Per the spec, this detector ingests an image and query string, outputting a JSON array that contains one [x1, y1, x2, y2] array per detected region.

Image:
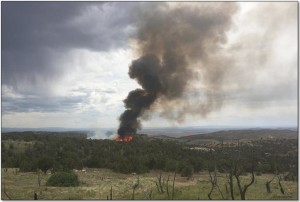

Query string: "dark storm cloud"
[[2, 2, 84, 51], [2, 2, 135, 52], [2, 2, 136, 90], [2, 95, 86, 114], [2, 2, 137, 113]]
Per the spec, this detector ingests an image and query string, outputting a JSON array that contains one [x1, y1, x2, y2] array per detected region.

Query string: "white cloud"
[[2, 47, 140, 128]]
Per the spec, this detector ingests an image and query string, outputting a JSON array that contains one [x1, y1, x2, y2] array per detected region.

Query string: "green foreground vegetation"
[[1, 168, 297, 200], [1, 131, 298, 200]]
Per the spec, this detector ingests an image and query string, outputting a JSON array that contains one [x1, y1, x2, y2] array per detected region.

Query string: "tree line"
[[1, 132, 297, 179]]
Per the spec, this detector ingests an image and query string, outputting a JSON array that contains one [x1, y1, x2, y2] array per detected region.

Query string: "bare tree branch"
[[207, 148, 225, 200], [166, 175, 170, 199], [234, 146, 255, 200], [207, 170, 214, 200], [228, 170, 235, 200], [3, 183, 12, 200], [171, 172, 176, 200], [110, 186, 113, 200], [131, 176, 140, 200], [265, 173, 277, 193], [277, 175, 285, 195]]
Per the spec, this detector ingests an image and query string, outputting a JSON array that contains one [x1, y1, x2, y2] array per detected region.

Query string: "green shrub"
[[38, 156, 53, 174], [46, 172, 79, 187], [19, 159, 38, 172], [180, 165, 194, 178]]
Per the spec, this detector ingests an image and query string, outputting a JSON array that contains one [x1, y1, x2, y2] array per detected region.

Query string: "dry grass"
[[1, 168, 297, 200]]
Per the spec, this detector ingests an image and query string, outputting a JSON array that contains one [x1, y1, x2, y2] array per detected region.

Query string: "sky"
[[1, 2, 298, 130]]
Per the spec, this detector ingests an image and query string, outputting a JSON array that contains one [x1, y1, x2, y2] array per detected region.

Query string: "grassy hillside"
[[1, 168, 297, 200]]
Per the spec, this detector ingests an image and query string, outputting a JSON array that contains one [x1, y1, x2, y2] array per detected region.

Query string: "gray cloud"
[[2, 94, 86, 114], [2, 2, 137, 92], [2, 2, 138, 114], [1, 2, 297, 128], [2, 2, 136, 52]]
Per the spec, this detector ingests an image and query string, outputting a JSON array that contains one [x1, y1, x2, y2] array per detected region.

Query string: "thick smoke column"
[[118, 2, 238, 137]]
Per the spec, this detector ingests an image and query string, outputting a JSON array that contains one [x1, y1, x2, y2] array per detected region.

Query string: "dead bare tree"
[[228, 169, 235, 200], [224, 183, 228, 194], [224, 140, 257, 200], [145, 189, 153, 200], [207, 148, 225, 200], [171, 171, 176, 200], [265, 161, 285, 195], [265, 174, 277, 193], [166, 175, 170, 199], [222, 154, 235, 200], [233, 145, 255, 200], [37, 171, 41, 188], [132, 176, 140, 200], [109, 186, 113, 200], [207, 170, 215, 200], [3, 183, 12, 200], [234, 169, 255, 200], [277, 175, 285, 195], [155, 173, 166, 194], [154, 181, 161, 193]]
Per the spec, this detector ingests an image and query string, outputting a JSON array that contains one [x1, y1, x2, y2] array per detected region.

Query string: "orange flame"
[[115, 135, 133, 142]]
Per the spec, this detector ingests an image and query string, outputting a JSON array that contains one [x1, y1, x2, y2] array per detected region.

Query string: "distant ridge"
[[179, 129, 298, 140], [153, 129, 298, 145]]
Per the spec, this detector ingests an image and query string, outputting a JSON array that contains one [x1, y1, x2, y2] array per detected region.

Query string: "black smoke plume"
[[118, 2, 238, 137]]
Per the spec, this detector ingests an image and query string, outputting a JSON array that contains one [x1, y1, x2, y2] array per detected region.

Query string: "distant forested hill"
[[178, 129, 297, 144], [152, 129, 297, 144]]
